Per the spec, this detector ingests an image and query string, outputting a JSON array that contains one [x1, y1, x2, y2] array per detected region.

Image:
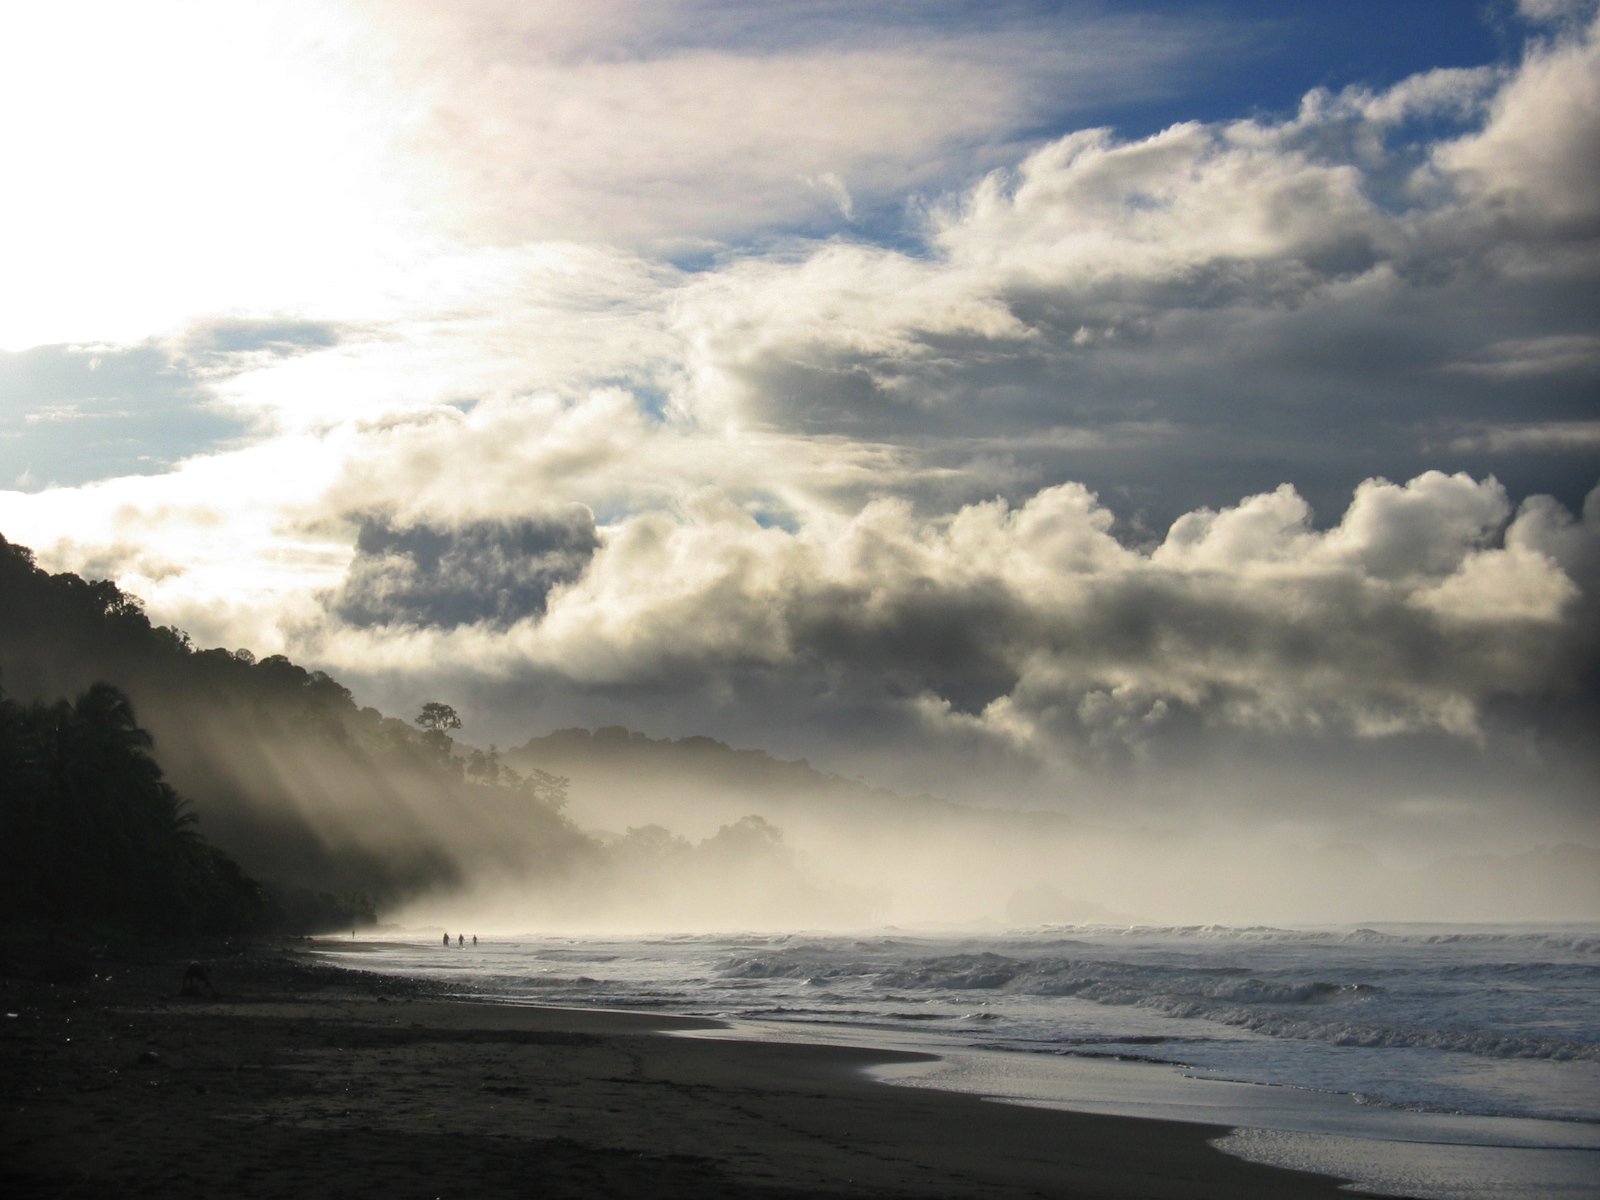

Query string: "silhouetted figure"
[[457, 933, 464, 947], [180, 961, 217, 997], [443, 932, 450, 947], [472, 935, 477, 946]]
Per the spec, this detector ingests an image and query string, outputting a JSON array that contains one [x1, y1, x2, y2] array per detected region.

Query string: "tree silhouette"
[[414, 700, 463, 767], [1, 533, 596, 933], [0, 677, 267, 935], [415, 702, 462, 734]]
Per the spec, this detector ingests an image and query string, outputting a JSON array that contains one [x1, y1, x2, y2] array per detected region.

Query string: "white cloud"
[[2, 5, 1596, 842], [0, 1, 426, 350], [1416, 543, 1579, 624], [933, 120, 1384, 287], [196, 243, 685, 436], [1346, 66, 1503, 127], [354, 0, 1208, 247], [1508, 485, 1600, 589], [1518, 0, 1599, 27], [808, 173, 855, 223], [1318, 473, 1510, 580], [1153, 485, 1318, 572], [0, 1, 1213, 351], [1433, 9, 1600, 237], [0, 433, 355, 652], [292, 474, 1596, 770]]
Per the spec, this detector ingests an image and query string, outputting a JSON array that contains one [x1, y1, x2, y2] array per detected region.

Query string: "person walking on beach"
[[457, 933, 464, 947], [443, 932, 450, 947]]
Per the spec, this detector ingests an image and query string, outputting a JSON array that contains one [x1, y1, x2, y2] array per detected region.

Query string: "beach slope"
[[1, 944, 1375, 1198]]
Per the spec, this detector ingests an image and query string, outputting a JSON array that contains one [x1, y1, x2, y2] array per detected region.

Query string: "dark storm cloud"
[[787, 577, 1024, 714], [335, 510, 600, 629]]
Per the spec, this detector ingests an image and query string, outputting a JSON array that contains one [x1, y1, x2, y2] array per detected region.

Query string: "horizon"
[[2, 0, 1597, 882]]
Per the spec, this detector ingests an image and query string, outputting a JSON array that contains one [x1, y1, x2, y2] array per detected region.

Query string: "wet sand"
[[1, 941, 1384, 1198]]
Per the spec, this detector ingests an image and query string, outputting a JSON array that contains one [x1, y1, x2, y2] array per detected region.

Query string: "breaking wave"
[[718, 939, 1600, 1064], [1054, 924, 1600, 957]]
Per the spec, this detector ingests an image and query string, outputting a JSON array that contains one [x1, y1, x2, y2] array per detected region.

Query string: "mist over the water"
[[379, 731, 1600, 936]]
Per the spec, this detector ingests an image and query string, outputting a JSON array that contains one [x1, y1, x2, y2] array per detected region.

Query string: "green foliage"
[[0, 679, 269, 936], [415, 701, 461, 734], [414, 700, 463, 766], [513, 765, 569, 810], [0, 532, 592, 926], [262, 882, 377, 935]]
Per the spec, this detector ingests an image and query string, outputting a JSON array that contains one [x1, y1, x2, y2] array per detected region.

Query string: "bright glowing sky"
[[2, 0, 1597, 850]]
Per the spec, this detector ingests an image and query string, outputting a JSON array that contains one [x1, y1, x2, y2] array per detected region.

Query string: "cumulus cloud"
[[4, 4, 1596, 850], [642, 10, 1600, 533], [302, 475, 1597, 822], [19, 2, 1596, 526], [1432, 10, 1600, 238], [0, 433, 356, 653]]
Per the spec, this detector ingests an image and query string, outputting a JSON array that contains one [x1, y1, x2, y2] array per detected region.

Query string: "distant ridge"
[[0, 533, 588, 925], [508, 725, 971, 822]]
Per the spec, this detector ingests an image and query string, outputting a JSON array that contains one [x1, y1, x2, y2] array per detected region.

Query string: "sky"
[[1, 0, 1597, 857]]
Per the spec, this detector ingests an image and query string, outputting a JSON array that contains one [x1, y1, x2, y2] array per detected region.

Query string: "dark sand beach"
[[1, 941, 1382, 1198]]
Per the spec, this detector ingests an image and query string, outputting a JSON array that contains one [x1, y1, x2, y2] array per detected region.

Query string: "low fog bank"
[[5, 535, 1592, 937], [391, 728, 1600, 934]]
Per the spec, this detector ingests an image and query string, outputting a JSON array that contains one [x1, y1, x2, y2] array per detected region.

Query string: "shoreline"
[[2, 939, 1381, 1198]]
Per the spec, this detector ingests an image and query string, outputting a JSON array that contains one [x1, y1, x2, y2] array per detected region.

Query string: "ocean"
[[317, 922, 1600, 1198]]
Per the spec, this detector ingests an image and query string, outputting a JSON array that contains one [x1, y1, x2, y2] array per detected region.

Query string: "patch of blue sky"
[[1349, 119, 1494, 219], [585, 499, 643, 530], [183, 317, 344, 360], [0, 342, 253, 490], [656, 240, 731, 275], [660, 2, 1513, 155], [629, 0, 1048, 58], [588, 494, 798, 532], [1060, 0, 1513, 143], [662, 226, 823, 275], [749, 499, 800, 533], [674, 215, 932, 284], [624, 385, 673, 423], [669, 2, 1523, 271], [834, 196, 951, 262]]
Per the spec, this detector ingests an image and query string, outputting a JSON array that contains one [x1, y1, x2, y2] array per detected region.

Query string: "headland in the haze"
[[0, 938, 1379, 1199]]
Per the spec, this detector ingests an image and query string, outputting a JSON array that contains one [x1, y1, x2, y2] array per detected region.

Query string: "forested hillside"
[[0, 679, 268, 935], [0, 533, 589, 933], [0, 534, 857, 933]]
